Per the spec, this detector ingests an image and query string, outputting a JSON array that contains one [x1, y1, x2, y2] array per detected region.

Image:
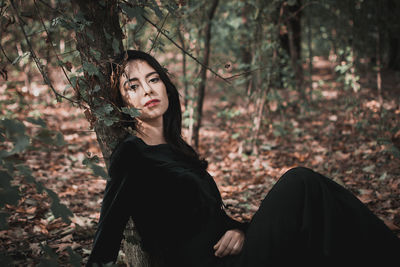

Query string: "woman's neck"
[[136, 119, 166, 145]]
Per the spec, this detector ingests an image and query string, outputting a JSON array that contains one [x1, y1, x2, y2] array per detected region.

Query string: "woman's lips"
[[144, 99, 160, 107]]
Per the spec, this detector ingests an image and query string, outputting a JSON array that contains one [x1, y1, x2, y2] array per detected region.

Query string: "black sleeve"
[[220, 207, 249, 233], [87, 141, 210, 264], [87, 142, 138, 265]]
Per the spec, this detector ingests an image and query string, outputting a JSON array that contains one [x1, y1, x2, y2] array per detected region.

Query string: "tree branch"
[[142, 15, 231, 84], [9, 0, 80, 105], [148, 11, 169, 54], [32, 0, 82, 106]]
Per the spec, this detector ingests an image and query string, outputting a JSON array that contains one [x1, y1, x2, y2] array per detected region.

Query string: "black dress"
[[87, 134, 400, 267]]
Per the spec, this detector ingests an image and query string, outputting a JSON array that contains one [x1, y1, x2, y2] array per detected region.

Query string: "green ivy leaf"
[[1, 118, 25, 135], [0, 186, 20, 207], [0, 171, 20, 208], [55, 132, 66, 147], [35, 128, 55, 145], [15, 164, 33, 177], [121, 107, 141, 118], [93, 104, 119, 126], [90, 48, 101, 61], [0, 212, 11, 230], [82, 61, 100, 77], [0, 119, 30, 154], [82, 155, 109, 179], [26, 117, 47, 128], [45, 189, 73, 224], [94, 104, 113, 117], [103, 116, 119, 127], [120, 3, 144, 24], [10, 135, 30, 154], [67, 247, 82, 267], [38, 245, 59, 267], [148, 0, 163, 19], [34, 129, 66, 148]]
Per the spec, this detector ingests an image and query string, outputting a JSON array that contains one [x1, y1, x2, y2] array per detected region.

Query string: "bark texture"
[[71, 1, 151, 265], [192, 0, 219, 149]]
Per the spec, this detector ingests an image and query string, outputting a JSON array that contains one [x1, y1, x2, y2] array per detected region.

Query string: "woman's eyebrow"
[[123, 71, 158, 86]]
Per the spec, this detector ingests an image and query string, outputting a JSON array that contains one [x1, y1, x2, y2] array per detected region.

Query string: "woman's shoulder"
[[111, 134, 141, 157], [108, 133, 173, 175], [108, 134, 144, 177]]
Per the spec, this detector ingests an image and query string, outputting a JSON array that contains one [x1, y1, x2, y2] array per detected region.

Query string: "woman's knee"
[[280, 166, 320, 185]]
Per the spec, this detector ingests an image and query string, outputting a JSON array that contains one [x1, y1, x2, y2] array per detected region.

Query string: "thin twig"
[[225, 67, 266, 81], [0, 42, 13, 63], [148, 11, 169, 54], [37, 0, 64, 16], [142, 15, 231, 84], [32, 0, 81, 106], [9, 0, 79, 105], [281, 1, 319, 24]]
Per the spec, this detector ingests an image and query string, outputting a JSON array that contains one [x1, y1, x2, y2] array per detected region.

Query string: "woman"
[[87, 50, 399, 267]]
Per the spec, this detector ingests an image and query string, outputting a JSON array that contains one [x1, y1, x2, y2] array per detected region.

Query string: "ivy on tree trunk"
[[70, 1, 153, 265]]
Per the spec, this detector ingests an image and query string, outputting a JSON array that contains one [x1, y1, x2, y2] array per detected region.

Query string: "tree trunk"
[[306, 7, 313, 100], [387, 0, 400, 70], [71, 1, 152, 266], [286, 1, 303, 95], [376, 27, 383, 107], [177, 21, 189, 109], [192, 0, 219, 149], [71, 0, 126, 162], [240, 4, 253, 96]]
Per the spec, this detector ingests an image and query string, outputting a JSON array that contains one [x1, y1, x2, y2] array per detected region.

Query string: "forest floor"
[[1, 57, 400, 266]]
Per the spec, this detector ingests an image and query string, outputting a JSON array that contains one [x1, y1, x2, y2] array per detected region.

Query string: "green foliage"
[[334, 47, 360, 92], [0, 171, 20, 207], [121, 106, 141, 119], [82, 154, 109, 180], [66, 247, 82, 267], [82, 60, 101, 78], [120, 2, 145, 24], [217, 108, 241, 122], [93, 104, 119, 127], [45, 189, 73, 224], [0, 119, 30, 156], [0, 116, 73, 230], [38, 245, 59, 267]]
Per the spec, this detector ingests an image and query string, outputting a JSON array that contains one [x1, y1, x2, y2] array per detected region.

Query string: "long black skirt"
[[222, 167, 400, 267]]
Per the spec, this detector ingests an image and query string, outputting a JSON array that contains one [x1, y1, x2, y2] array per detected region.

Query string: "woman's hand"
[[213, 229, 245, 258]]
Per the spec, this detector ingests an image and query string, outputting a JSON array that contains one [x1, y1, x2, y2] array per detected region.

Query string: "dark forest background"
[[1, 0, 399, 266]]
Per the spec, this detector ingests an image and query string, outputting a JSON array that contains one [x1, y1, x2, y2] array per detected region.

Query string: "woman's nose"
[[142, 82, 153, 95]]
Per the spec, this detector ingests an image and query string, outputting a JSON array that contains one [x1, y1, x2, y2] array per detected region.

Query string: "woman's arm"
[[87, 141, 139, 265], [213, 208, 248, 257], [87, 175, 131, 265], [220, 208, 249, 232]]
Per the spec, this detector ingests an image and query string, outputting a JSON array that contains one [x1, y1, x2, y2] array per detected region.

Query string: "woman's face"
[[119, 60, 169, 124]]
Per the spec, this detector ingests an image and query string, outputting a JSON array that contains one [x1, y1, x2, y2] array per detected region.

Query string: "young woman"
[[87, 50, 400, 267]]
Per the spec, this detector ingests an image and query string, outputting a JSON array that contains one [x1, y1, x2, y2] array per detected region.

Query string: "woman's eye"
[[129, 84, 139, 90], [149, 77, 160, 83]]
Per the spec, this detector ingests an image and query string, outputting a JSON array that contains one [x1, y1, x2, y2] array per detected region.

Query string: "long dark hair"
[[111, 50, 207, 169]]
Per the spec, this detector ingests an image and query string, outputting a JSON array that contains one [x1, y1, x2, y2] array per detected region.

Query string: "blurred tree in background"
[[1, 0, 399, 265]]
